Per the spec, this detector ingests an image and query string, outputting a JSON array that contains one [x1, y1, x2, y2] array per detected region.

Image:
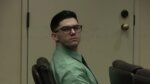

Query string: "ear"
[[51, 32, 58, 41]]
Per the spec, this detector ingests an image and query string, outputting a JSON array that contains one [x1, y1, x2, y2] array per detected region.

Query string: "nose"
[[70, 28, 76, 34]]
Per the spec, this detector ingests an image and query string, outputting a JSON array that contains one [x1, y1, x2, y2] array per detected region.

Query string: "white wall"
[[138, 0, 150, 69], [0, 0, 21, 84]]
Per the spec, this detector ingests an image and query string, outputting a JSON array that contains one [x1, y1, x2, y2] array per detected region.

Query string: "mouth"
[[70, 37, 78, 39], [70, 38, 79, 41]]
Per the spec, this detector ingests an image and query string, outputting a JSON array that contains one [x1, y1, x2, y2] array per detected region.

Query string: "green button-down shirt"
[[51, 44, 98, 84]]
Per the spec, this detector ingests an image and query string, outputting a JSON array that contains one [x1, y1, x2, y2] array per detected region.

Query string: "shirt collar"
[[55, 43, 82, 62]]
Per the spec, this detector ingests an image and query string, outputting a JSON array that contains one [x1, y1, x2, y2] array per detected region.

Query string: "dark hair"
[[50, 10, 78, 32]]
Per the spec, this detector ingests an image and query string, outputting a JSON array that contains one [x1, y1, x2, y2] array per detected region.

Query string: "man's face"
[[52, 18, 82, 48]]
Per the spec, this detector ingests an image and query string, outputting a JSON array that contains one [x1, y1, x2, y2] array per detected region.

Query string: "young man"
[[50, 10, 98, 84]]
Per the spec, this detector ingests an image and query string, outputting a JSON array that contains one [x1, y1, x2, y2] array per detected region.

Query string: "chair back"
[[32, 64, 42, 84], [109, 60, 150, 84], [136, 68, 150, 78], [133, 68, 150, 84], [113, 60, 142, 73], [32, 57, 56, 84], [109, 67, 133, 84], [133, 74, 150, 84]]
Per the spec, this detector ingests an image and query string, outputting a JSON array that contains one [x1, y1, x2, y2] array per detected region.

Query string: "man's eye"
[[73, 27, 79, 30], [61, 27, 70, 31]]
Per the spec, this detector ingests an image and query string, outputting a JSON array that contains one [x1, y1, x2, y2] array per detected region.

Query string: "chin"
[[67, 42, 78, 48], [72, 43, 79, 48], [64, 41, 80, 49]]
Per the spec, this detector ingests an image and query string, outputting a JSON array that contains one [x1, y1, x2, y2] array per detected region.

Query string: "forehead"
[[59, 18, 78, 27]]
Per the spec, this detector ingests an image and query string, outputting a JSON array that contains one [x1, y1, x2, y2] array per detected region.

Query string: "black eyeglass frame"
[[54, 24, 82, 34]]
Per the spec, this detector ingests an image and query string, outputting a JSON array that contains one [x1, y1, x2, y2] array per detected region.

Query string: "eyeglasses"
[[54, 25, 82, 34]]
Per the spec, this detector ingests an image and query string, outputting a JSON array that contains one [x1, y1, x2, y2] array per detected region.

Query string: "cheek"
[[77, 33, 81, 38], [57, 34, 68, 42]]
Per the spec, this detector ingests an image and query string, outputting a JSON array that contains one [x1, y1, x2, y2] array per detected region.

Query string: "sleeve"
[[57, 62, 90, 84]]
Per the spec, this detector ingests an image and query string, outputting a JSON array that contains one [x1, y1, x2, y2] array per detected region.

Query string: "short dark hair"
[[50, 10, 78, 32]]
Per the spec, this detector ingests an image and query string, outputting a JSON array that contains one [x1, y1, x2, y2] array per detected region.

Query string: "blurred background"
[[0, 0, 150, 84]]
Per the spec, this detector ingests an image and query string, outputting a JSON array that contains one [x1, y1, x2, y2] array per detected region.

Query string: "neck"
[[56, 43, 78, 52]]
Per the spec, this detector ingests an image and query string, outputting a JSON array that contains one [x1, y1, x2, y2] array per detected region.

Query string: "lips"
[[70, 37, 79, 41]]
